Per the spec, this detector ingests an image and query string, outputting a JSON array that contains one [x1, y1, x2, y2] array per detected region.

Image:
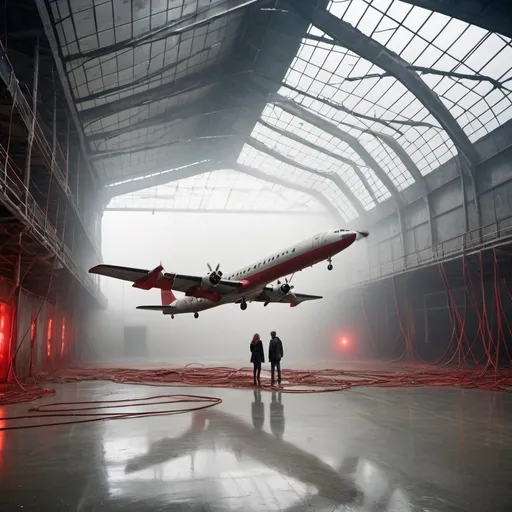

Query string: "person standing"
[[250, 333, 264, 386], [268, 330, 284, 387]]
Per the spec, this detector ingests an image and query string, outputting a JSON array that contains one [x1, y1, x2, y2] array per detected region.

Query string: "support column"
[[51, 68, 57, 171], [24, 36, 39, 212], [65, 116, 70, 185]]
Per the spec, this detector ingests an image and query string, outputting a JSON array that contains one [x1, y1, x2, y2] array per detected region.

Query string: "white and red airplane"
[[89, 228, 368, 318]]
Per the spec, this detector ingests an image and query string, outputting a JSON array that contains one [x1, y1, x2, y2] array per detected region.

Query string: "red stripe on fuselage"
[[238, 234, 356, 294], [185, 234, 355, 303]]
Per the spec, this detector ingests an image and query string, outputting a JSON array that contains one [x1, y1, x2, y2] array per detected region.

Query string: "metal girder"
[[233, 163, 343, 221], [79, 64, 237, 123], [400, 0, 512, 39], [289, 4, 479, 168], [105, 207, 323, 216], [33, 0, 99, 185], [272, 95, 404, 207], [86, 100, 231, 142], [105, 159, 342, 221], [91, 135, 237, 161], [246, 136, 367, 217], [257, 117, 379, 204], [372, 131, 426, 191], [105, 160, 213, 199], [63, 0, 260, 62]]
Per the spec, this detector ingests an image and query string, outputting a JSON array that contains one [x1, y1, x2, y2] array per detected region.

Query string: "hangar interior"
[[1, 1, 512, 511]]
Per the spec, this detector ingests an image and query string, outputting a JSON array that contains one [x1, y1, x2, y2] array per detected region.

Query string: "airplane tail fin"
[[161, 288, 177, 305]]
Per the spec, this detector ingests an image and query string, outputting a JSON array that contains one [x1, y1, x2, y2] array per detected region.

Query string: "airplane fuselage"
[[167, 229, 358, 315]]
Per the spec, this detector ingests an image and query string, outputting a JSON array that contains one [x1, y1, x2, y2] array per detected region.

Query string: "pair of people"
[[250, 331, 284, 387]]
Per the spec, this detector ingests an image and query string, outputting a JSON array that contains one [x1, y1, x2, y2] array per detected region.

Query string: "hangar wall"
[[341, 119, 512, 287], [0, 279, 77, 381]]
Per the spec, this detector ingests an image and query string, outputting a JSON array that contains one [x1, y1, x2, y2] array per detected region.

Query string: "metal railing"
[[0, 150, 107, 307], [0, 42, 101, 260], [344, 216, 512, 287]]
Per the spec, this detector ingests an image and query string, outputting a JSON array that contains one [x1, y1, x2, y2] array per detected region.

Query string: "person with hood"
[[250, 333, 265, 386], [268, 331, 284, 387]]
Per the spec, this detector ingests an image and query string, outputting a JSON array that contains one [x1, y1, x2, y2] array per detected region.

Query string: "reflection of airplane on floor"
[[124, 393, 412, 512], [89, 228, 368, 318]]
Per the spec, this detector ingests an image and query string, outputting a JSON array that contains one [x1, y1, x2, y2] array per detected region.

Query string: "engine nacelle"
[[201, 271, 222, 290], [272, 283, 291, 295]]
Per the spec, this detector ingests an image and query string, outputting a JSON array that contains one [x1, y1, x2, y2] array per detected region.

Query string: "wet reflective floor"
[[0, 382, 511, 511]]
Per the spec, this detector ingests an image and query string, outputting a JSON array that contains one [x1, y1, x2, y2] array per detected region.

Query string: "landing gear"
[[171, 315, 174, 319], [327, 257, 333, 271], [194, 312, 199, 319], [240, 299, 248, 311]]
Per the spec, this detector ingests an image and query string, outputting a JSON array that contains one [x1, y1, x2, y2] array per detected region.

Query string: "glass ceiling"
[[237, 0, 512, 221], [107, 169, 325, 214], [51, 0, 512, 221], [49, 0, 245, 182]]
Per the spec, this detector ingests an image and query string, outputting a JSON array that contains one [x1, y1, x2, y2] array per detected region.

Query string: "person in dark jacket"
[[268, 331, 284, 386], [250, 333, 265, 386]]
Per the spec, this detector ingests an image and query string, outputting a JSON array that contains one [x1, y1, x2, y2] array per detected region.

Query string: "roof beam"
[[105, 207, 323, 216], [246, 136, 366, 217], [104, 159, 342, 221], [91, 135, 237, 161], [86, 101, 231, 143], [271, 94, 404, 207], [63, 0, 260, 62], [289, 4, 479, 168], [104, 160, 213, 199], [79, 64, 237, 123], [400, 0, 512, 39], [233, 163, 343, 222], [257, 118, 378, 204]]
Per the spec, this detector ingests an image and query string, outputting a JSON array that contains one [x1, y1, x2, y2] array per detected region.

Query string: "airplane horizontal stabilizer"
[[136, 305, 173, 311]]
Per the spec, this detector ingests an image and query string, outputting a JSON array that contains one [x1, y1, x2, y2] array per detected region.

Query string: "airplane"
[[89, 228, 368, 319]]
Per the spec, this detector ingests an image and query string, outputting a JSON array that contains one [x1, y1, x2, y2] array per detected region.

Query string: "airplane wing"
[[89, 264, 242, 296], [252, 287, 322, 307]]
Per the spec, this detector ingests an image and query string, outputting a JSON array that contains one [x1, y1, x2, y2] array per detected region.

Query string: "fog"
[[87, 210, 361, 366]]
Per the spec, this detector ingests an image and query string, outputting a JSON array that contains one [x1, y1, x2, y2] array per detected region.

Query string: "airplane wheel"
[[327, 264, 333, 271], [194, 312, 199, 319], [171, 315, 174, 319], [240, 301, 248, 311]]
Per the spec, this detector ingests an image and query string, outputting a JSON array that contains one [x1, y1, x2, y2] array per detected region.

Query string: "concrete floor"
[[0, 382, 511, 511]]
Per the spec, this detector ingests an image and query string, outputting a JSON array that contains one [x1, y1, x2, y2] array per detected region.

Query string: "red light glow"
[[337, 337, 349, 349], [47, 318, 53, 358], [30, 320, 36, 343], [61, 319, 66, 354], [0, 302, 12, 381]]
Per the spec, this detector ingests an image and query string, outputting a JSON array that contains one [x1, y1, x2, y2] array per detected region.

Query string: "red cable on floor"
[[0, 394, 222, 431], [33, 364, 512, 394]]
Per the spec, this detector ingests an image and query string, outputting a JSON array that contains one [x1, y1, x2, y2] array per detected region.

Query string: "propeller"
[[277, 277, 294, 295], [207, 263, 223, 285]]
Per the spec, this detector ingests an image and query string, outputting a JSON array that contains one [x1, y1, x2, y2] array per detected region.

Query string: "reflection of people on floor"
[[270, 391, 285, 439], [252, 389, 264, 429]]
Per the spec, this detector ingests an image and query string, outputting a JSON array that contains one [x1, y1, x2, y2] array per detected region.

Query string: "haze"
[[87, 210, 364, 366]]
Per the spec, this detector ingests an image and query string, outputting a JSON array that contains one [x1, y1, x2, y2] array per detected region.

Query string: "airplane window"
[[276, 255, 279, 259], [292, 248, 295, 252]]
